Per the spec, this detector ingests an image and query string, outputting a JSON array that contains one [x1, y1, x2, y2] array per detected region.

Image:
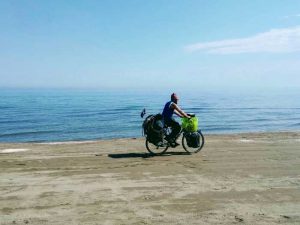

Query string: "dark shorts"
[[164, 118, 181, 140]]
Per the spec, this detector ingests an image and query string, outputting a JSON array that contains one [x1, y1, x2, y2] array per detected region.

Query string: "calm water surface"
[[0, 88, 299, 142]]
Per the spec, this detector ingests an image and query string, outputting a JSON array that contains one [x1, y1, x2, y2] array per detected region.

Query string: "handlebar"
[[187, 113, 195, 118]]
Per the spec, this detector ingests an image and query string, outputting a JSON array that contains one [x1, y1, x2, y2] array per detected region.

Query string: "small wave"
[[61, 112, 101, 118], [187, 107, 300, 111], [203, 127, 239, 132], [114, 106, 143, 111], [103, 106, 142, 114], [0, 130, 57, 138], [40, 140, 98, 145], [185, 107, 205, 111], [245, 118, 270, 122], [290, 123, 300, 127], [0, 106, 15, 109], [0, 119, 38, 124], [187, 107, 261, 110]]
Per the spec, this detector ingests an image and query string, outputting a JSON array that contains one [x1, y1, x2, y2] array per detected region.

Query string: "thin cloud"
[[185, 26, 300, 54], [283, 14, 300, 19]]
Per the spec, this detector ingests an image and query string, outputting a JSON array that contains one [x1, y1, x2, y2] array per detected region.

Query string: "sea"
[[0, 88, 299, 143]]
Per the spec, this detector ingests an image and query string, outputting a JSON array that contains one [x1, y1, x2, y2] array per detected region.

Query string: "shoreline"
[[0, 130, 299, 145]]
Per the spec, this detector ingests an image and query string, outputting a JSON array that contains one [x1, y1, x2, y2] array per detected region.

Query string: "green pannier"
[[182, 116, 198, 132]]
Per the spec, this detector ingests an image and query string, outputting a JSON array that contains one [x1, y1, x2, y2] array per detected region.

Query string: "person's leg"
[[168, 118, 181, 141]]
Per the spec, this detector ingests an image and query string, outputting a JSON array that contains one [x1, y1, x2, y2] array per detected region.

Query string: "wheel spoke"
[[146, 139, 168, 155]]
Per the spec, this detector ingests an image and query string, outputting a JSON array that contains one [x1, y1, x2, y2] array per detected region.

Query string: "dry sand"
[[0, 132, 300, 225]]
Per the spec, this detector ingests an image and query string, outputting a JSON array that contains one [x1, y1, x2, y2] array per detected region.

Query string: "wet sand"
[[1, 132, 300, 225]]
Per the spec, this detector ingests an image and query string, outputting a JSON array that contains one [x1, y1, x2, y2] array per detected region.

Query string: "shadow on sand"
[[107, 151, 191, 159]]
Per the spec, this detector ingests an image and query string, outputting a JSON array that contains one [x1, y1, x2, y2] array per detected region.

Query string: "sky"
[[0, 0, 300, 90]]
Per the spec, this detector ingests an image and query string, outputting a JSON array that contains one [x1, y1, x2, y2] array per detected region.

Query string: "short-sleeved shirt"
[[162, 101, 175, 121]]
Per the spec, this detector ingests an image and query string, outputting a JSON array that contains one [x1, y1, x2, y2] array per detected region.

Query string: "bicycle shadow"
[[107, 151, 191, 159]]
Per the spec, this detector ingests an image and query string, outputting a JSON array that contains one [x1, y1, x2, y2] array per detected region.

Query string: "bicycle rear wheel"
[[145, 139, 168, 155], [182, 130, 205, 153]]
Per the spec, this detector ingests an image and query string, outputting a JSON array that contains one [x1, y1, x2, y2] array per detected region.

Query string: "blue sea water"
[[0, 88, 299, 142]]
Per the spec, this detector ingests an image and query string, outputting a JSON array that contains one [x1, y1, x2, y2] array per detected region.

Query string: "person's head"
[[171, 93, 179, 104]]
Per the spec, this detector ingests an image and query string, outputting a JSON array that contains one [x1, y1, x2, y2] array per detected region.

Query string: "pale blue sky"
[[1, 0, 300, 89]]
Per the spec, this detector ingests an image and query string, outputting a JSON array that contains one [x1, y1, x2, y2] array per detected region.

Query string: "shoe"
[[170, 141, 180, 148], [164, 136, 171, 142]]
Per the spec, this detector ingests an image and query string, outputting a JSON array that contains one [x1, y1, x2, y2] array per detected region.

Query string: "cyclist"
[[162, 93, 190, 147]]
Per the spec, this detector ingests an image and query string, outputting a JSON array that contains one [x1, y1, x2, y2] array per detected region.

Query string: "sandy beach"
[[0, 132, 300, 225]]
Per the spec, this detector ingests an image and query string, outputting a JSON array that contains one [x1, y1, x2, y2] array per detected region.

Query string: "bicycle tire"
[[145, 139, 168, 155], [182, 130, 205, 153]]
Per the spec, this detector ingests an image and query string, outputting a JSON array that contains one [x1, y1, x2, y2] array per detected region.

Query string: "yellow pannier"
[[181, 116, 198, 132]]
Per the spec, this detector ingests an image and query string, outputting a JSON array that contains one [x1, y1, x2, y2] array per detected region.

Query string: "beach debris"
[[234, 215, 244, 222], [143, 195, 152, 200], [239, 139, 254, 143], [0, 148, 29, 153], [280, 215, 291, 219]]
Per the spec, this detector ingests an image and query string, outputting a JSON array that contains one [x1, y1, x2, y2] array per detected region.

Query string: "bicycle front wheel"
[[145, 139, 168, 155], [182, 130, 205, 153]]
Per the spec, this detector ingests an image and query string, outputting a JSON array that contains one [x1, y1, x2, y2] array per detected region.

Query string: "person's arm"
[[174, 110, 183, 118], [171, 103, 190, 118]]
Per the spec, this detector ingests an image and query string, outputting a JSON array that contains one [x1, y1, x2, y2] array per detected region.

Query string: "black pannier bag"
[[142, 114, 163, 145], [186, 132, 200, 148], [142, 115, 154, 136]]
